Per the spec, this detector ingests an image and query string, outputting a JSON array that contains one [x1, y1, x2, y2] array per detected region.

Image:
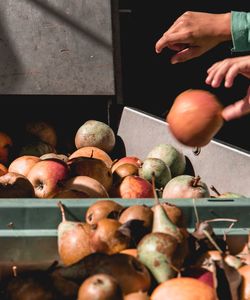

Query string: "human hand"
[[155, 11, 231, 64], [221, 86, 250, 121], [206, 55, 250, 88], [205, 56, 250, 120]]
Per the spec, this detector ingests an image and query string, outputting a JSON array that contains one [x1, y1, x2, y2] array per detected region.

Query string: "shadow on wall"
[[0, 9, 24, 94], [26, 0, 112, 52]]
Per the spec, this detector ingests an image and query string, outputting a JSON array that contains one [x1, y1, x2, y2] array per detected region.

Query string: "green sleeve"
[[231, 11, 250, 52]]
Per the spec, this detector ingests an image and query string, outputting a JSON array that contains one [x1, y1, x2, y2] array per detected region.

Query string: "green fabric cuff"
[[231, 11, 250, 52]]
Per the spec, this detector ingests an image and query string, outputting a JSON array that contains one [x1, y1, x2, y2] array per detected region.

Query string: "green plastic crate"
[[0, 198, 249, 263]]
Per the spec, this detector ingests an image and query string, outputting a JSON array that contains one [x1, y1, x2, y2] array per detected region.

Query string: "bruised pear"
[[137, 186, 189, 283], [85, 200, 124, 225], [137, 232, 181, 283], [77, 273, 123, 300], [151, 202, 186, 228], [57, 202, 92, 266]]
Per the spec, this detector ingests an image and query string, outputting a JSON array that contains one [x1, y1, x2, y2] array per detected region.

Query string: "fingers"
[[222, 86, 250, 121], [206, 60, 238, 88], [155, 31, 189, 54], [206, 56, 250, 88]]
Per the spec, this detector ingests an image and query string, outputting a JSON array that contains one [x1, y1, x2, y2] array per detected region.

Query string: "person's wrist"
[[217, 13, 232, 42]]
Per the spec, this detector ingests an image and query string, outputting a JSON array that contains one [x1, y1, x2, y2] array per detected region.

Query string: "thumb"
[[170, 47, 203, 64]]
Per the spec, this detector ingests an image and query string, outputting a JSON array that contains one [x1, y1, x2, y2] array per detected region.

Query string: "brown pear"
[[57, 202, 92, 266]]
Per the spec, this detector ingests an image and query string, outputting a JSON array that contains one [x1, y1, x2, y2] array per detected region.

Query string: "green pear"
[[147, 143, 186, 177], [139, 157, 172, 188], [162, 175, 210, 199], [210, 185, 246, 199]]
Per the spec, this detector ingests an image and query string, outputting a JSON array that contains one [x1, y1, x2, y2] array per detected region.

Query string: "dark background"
[[118, 0, 250, 151]]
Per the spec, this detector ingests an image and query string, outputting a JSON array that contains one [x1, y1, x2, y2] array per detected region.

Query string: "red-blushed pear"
[[110, 175, 154, 199], [27, 159, 69, 198], [162, 174, 210, 199], [0, 172, 35, 198], [0, 131, 13, 165], [69, 146, 113, 168], [8, 155, 40, 177], [181, 266, 215, 288], [111, 156, 143, 173], [166, 89, 224, 148], [0, 163, 8, 176]]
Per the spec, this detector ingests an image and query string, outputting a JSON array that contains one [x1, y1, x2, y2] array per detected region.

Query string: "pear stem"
[[90, 149, 94, 158], [57, 201, 66, 222], [205, 218, 238, 223], [192, 175, 200, 187], [192, 198, 200, 227], [110, 158, 118, 169], [202, 229, 223, 253], [151, 172, 160, 205], [47, 260, 59, 273], [248, 230, 250, 249], [12, 266, 17, 277], [223, 222, 235, 243], [210, 185, 221, 196]]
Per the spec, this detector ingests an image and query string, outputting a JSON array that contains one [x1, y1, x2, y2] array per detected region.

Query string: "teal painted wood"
[[0, 198, 249, 262]]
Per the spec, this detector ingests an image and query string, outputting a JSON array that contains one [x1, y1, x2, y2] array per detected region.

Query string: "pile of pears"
[[1, 194, 250, 300]]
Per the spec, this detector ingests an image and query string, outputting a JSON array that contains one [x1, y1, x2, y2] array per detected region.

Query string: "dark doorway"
[[118, 1, 250, 151]]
